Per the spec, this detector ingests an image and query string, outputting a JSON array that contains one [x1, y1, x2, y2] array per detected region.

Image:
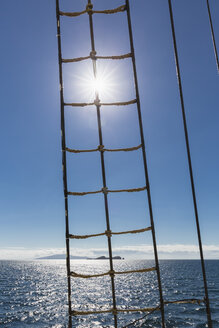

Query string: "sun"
[[88, 75, 107, 95], [74, 62, 119, 103]]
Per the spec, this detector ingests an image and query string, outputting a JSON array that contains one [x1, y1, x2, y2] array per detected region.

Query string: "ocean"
[[0, 260, 219, 327]]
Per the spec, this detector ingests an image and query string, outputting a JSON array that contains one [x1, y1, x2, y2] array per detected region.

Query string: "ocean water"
[[0, 260, 219, 328]]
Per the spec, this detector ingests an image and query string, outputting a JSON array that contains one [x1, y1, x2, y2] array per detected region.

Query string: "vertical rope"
[[125, 1, 166, 327], [206, 0, 219, 72], [55, 1, 72, 327], [87, 1, 118, 327], [167, 1, 212, 327]]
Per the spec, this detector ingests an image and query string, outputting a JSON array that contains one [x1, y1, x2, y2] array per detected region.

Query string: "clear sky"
[[0, 0, 219, 260]]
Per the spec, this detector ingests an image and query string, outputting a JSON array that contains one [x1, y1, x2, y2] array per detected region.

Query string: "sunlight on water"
[[0, 260, 219, 327]]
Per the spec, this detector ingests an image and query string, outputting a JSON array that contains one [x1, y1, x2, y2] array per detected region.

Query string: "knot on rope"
[[94, 98, 100, 106], [102, 187, 108, 195], [105, 230, 112, 237], [90, 50, 97, 60], [112, 308, 117, 315], [98, 145, 104, 152], [109, 270, 115, 277], [86, 3, 93, 14]]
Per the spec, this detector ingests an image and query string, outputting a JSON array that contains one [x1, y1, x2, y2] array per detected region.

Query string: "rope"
[[164, 299, 204, 306], [87, 1, 119, 325], [71, 309, 112, 316], [59, 10, 86, 18], [65, 144, 142, 153], [56, 1, 73, 326], [92, 5, 126, 15], [206, 0, 219, 72], [121, 299, 205, 328], [67, 186, 146, 196], [64, 102, 94, 107], [71, 298, 204, 317], [168, 1, 212, 327], [70, 267, 156, 279], [69, 227, 151, 240], [71, 307, 157, 316], [59, 5, 126, 18], [64, 99, 137, 107], [69, 231, 106, 239], [125, 1, 166, 326], [96, 53, 131, 60], [68, 190, 101, 196], [62, 56, 90, 63], [112, 226, 151, 235], [62, 53, 132, 63]]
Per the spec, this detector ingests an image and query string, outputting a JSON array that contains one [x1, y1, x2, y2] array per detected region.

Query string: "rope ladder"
[[55, 1, 214, 327]]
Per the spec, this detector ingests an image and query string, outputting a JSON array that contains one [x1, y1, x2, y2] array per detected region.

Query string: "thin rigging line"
[[167, 1, 212, 327], [55, 1, 72, 327], [206, 0, 219, 72]]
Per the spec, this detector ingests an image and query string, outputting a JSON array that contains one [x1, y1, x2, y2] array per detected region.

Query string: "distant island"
[[95, 256, 124, 260], [37, 254, 124, 260]]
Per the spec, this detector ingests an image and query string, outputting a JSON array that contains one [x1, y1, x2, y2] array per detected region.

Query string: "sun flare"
[[88, 75, 107, 95], [74, 63, 119, 103]]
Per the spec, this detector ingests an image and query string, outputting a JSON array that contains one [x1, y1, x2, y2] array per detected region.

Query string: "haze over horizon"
[[1, 243, 219, 261]]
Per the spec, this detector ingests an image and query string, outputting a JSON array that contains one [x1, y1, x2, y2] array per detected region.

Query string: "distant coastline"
[[37, 254, 124, 260]]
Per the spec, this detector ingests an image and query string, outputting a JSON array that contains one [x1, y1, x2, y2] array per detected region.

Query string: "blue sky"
[[0, 0, 219, 259]]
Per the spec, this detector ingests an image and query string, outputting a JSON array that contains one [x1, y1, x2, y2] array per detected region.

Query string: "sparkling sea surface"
[[0, 260, 219, 328]]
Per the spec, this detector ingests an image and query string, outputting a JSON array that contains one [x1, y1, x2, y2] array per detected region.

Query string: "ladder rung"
[[71, 306, 158, 316], [70, 298, 204, 316], [64, 99, 137, 107], [67, 186, 147, 196], [71, 309, 113, 316], [59, 5, 126, 18], [164, 298, 204, 306], [62, 56, 90, 63], [62, 53, 132, 63], [65, 144, 142, 153], [68, 227, 151, 239], [70, 267, 156, 279]]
